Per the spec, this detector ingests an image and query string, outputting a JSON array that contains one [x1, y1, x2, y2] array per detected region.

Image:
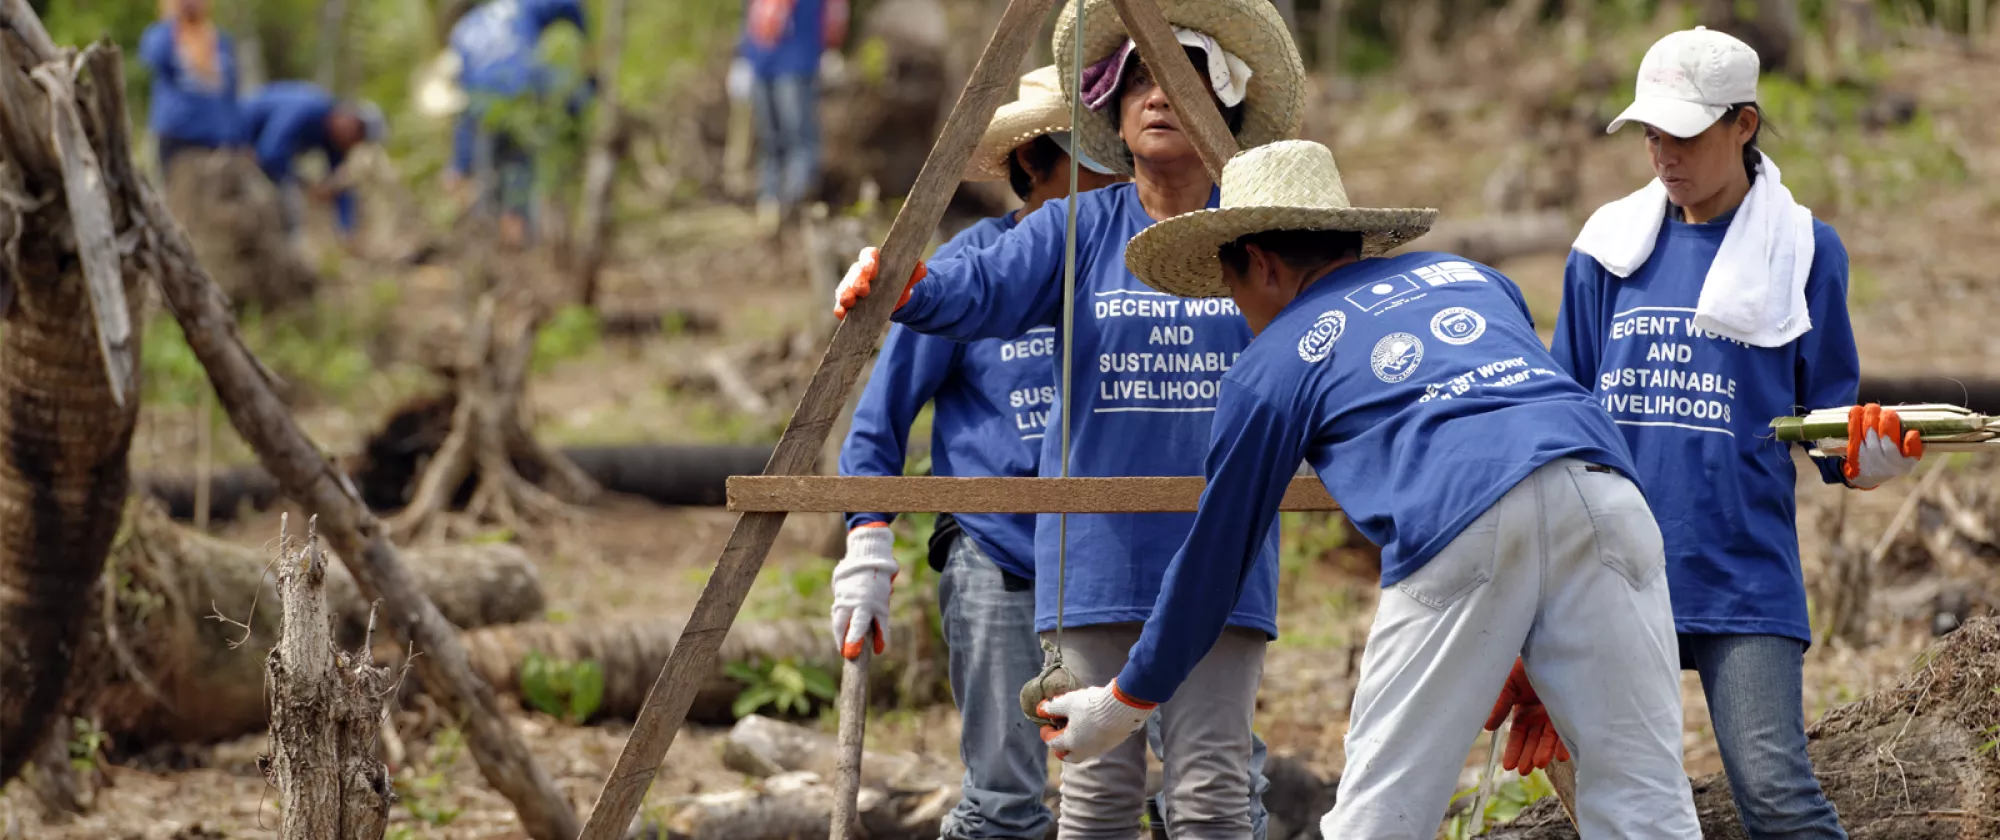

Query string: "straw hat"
[[966, 66, 1111, 181], [414, 49, 467, 119], [1125, 140, 1438, 298], [1053, 0, 1304, 176]]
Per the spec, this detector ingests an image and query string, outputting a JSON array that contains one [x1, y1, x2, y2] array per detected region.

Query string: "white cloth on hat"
[[1572, 150, 1815, 348], [1082, 26, 1252, 111]]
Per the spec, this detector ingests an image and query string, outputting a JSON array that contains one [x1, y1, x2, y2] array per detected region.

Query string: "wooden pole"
[[572, 1, 1060, 836], [572, 0, 629, 306], [828, 647, 871, 840], [1106, 0, 1240, 179], [727, 475, 1342, 513]]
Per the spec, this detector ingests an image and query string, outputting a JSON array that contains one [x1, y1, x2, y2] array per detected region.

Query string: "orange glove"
[[1485, 657, 1570, 773], [833, 247, 927, 320], [1844, 403, 1924, 489]]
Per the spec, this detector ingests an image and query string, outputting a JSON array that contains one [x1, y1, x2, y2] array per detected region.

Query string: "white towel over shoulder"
[[1571, 151, 1816, 348]]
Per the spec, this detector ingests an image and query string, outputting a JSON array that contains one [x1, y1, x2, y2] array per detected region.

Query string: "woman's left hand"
[[1845, 403, 1923, 489]]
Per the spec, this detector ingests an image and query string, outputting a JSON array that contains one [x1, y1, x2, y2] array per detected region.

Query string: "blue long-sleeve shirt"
[[236, 82, 356, 234], [838, 214, 1050, 579], [738, 0, 831, 79], [1114, 252, 1638, 704], [450, 0, 587, 96], [139, 21, 240, 147], [893, 183, 1281, 637], [1549, 207, 1859, 644]]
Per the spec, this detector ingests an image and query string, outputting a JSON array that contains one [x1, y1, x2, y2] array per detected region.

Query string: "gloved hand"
[[1485, 658, 1570, 773], [1036, 681, 1156, 762], [833, 247, 927, 320], [829, 524, 897, 659], [1845, 403, 1923, 489]]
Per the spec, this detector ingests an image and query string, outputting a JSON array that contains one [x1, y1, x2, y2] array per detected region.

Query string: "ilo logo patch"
[[1371, 332, 1425, 383], [1429, 307, 1487, 346], [1297, 310, 1346, 363]]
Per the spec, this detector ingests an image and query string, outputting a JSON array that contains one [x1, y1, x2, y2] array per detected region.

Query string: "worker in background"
[[1534, 27, 1924, 839], [140, 0, 240, 175], [736, 0, 848, 230], [830, 0, 1300, 834], [445, 0, 591, 248], [235, 81, 387, 249], [1038, 139, 1702, 839], [831, 66, 1121, 840]]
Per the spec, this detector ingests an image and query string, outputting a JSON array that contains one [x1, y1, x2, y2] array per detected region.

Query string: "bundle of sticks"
[[1770, 403, 1998, 456]]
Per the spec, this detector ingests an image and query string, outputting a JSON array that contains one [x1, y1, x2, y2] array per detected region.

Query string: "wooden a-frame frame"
[[575, 1, 1328, 836]]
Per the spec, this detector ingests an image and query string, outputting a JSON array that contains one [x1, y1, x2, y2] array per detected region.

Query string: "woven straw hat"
[[1125, 140, 1438, 298], [1053, 0, 1304, 176], [968, 66, 1087, 181]]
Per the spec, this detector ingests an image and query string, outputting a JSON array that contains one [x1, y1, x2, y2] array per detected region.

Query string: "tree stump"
[[389, 292, 598, 542], [262, 514, 395, 840]]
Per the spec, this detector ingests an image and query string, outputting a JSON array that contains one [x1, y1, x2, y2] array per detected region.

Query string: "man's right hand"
[[834, 247, 926, 320], [1485, 657, 1570, 772], [829, 523, 898, 659]]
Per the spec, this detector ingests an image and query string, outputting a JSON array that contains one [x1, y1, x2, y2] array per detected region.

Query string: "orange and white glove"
[[1485, 657, 1570, 773], [1036, 681, 1156, 762], [833, 247, 926, 320], [829, 524, 897, 659], [1845, 403, 1923, 489]]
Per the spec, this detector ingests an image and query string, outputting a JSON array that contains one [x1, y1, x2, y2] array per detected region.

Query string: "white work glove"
[[726, 57, 754, 102], [830, 524, 898, 659], [1843, 403, 1924, 490], [1036, 681, 1157, 763], [833, 247, 927, 320]]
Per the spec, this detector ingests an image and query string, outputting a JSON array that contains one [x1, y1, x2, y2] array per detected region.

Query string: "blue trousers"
[[1681, 633, 1847, 839], [938, 535, 1268, 839], [749, 72, 821, 207]]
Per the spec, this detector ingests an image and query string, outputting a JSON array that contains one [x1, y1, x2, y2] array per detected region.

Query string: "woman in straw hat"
[[832, 0, 1303, 835], [830, 65, 1120, 840], [1043, 138, 1703, 839], [1531, 27, 1921, 839]]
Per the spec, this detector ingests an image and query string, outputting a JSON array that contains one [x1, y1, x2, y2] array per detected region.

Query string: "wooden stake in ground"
[[830, 647, 871, 839], [0, 5, 581, 834], [573, 0, 1061, 835], [262, 514, 395, 840]]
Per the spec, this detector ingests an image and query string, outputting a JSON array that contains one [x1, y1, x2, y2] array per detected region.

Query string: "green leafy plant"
[[726, 657, 838, 719], [68, 717, 109, 773], [395, 725, 466, 827], [519, 650, 606, 724], [1442, 770, 1556, 839], [532, 303, 603, 372], [1979, 686, 2000, 755]]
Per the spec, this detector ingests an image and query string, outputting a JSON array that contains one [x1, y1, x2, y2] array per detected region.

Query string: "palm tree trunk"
[[0, 29, 144, 783]]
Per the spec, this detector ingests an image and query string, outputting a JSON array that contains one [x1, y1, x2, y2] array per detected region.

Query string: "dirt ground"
[[8, 23, 2000, 840]]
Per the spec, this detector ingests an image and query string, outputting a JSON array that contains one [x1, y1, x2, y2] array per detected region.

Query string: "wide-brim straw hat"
[[1053, 0, 1304, 176], [967, 66, 1081, 181], [414, 49, 467, 118], [1125, 140, 1439, 298]]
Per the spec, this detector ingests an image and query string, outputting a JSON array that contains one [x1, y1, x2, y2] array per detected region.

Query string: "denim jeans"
[[1681, 634, 1847, 839], [939, 535, 1054, 840], [749, 72, 821, 207]]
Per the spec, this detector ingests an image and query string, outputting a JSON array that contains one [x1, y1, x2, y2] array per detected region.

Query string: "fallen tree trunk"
[[436, 615, 947, 725], [1489, 615, 2000, 839], [636, 771, 961, 840], [90, 499, 545, 746]]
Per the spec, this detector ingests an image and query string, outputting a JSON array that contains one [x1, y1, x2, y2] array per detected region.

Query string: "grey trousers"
[[1042, 623, 1267, 840], [1323, 458, 1700, 839]]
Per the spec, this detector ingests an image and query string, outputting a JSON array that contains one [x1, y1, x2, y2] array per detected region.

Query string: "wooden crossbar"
[[727, 475, 1341, 513]]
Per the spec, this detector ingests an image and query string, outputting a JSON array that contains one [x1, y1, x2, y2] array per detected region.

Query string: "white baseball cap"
[[1607, 26, 1761, 138]]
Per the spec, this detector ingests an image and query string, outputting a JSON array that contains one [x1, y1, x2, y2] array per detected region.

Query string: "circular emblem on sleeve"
[[1371, 332, 1425, 383], [1429, 307, 1487, 346], [1297, 310, 1346, 363]]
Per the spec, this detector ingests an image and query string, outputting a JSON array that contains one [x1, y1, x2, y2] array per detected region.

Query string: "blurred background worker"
[[736, 0, 849, 229], [139, 0, 240, 176], [235, 80, 387, 251], [444, 0, 592, 248]]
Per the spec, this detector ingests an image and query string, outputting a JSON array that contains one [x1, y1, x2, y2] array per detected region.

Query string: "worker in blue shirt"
[[736, 0, 847, 228], [1029, 140, 1704, 839], [832, 66, 1122, 840], [235, 81, 386, 247], [445, 0, 590, 247], [139, 0, 240, 173], [831, 2, 1303, 835], [1540, 28, 1923, 840]]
